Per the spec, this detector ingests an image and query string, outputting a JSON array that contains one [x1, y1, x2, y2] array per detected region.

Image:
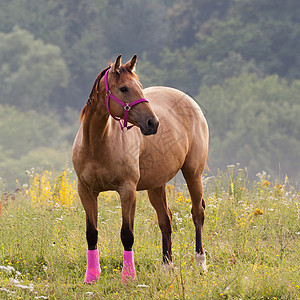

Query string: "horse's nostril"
[[141, 118, 158, 135], [148, 118, 155, 129]]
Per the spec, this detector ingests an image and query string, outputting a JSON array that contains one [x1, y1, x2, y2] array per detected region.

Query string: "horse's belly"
[[137, 165, 181, 190]]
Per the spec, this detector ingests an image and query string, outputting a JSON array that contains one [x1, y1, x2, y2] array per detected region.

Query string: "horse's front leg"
[[78, 181, 101, 283], [118, 184, 137, 283]]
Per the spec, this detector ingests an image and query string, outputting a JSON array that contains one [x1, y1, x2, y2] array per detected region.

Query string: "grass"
[[0, 165, 299, 299]]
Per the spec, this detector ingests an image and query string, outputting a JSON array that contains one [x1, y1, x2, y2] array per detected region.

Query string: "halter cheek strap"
[[104, 68, 149, 131]]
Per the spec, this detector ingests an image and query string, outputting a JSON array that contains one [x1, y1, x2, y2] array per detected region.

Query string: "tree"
[[101, 0, 169, 61], [0, 0, 109, 110], [195, 0, 300, 80], [138, 47, 210, 97], [167, 0, 232, 48], [198, 73, 300, 183], [201, 52, 264, 86], [0, 105, 71, 187], [0, 27, 69, 110]]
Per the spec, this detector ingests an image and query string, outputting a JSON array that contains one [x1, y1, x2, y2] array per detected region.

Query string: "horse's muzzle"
[[140, 118, 159, 135]]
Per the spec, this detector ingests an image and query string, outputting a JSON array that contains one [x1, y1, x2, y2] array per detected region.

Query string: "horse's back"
[[137, 86, 208, 189]]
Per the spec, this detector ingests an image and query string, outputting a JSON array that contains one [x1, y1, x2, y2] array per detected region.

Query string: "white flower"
[[14, 283, 34, 292], [0, 265, 15, 273], [137, 284, 150, 288], [9, 278, 19, 284], [0, 287, 15, 294]]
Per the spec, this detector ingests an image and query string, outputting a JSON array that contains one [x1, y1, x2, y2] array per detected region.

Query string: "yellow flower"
[[253, 208, 264, 216], [262, 180, 270, 187], [53, 169, 77, 208], [29, 171, 53, 207], [230, 182, 234, 194], [166, 184, 174, 191]]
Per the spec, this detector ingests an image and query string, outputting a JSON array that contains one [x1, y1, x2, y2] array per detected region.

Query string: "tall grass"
[[0, 166, 299, 299]]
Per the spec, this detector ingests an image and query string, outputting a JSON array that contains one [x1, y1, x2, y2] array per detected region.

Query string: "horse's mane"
[[80, 67, 110, 122], [79, 66, 139, 122]]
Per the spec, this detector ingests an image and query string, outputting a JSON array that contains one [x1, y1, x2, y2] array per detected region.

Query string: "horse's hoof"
[[122, 250, 136, 284], [162, 261, 174, 274], [85, 249, 101, 283], [196, 253, 207, 273], [121, 266, 136, 284], [84, 267, 101, 284]]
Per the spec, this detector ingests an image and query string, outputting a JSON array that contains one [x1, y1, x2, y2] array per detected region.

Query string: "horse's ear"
[[111, 54, 122, 73], [125, 54, 137, 72]]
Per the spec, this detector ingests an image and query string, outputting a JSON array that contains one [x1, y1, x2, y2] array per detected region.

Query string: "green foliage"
[[195, 0, 300, 80], [138, 48, 210, 96], [101, 0, 168, 60], [0, 105, 74, 187], [198, 73, 300, 182], [202, 51, 264, 86], [0, 168, 299, 298], [0, 27, 69, 110], [167, 0, 233, 47]]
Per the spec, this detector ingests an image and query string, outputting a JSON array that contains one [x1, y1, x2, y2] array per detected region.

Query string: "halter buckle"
[[124, 103, 131, 111]]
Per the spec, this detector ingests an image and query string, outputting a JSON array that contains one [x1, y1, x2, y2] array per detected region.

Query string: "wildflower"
[[0, 265, 15, 273], [137, 285, 150, 288], [274, 183, 284, 197], [1, 287, 15, 294], [253, 208, 264, 216], [230, 182, 234, 194], [14, 283, 34, 292], [262, 180, 270, 187], [166, 184, 174, 191]]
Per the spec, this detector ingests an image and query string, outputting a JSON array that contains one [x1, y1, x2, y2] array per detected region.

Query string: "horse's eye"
[[120, 86, 128, 92]]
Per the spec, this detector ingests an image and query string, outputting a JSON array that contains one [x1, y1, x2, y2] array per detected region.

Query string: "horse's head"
[[105, 55, 159, 135]]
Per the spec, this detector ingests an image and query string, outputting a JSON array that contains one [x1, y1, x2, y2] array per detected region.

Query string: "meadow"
[[0, 165, 299, 299]]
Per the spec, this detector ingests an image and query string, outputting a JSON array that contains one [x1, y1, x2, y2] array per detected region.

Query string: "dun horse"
[[72, 55, 209, 283]]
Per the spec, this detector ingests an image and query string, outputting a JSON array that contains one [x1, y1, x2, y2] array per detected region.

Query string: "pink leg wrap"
[[84, 249, 101, 283], [122, 250, 136, 283]]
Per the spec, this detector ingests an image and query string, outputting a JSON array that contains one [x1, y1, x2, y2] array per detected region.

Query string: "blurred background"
[[0, 0, 299, 189]]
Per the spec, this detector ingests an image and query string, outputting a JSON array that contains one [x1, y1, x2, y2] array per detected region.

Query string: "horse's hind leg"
[[148, 185, 172, 265], [181, 167, 207, 272], [78, 181, 101, 283]]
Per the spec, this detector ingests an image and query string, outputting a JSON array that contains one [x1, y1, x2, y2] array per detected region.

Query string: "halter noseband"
[[104, 68, 149, 131]]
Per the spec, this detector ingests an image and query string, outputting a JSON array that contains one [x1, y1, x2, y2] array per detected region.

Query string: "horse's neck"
[[82, 101, 110, 147]]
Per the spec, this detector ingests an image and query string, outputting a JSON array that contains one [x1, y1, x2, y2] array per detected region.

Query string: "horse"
[[72, 55, 209, 283]]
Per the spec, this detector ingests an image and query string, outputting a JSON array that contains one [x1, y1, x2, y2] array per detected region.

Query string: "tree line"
[[0, 0, 299, 187]]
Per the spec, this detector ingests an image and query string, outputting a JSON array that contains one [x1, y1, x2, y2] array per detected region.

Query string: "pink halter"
[[104, 68, 149, 131]]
